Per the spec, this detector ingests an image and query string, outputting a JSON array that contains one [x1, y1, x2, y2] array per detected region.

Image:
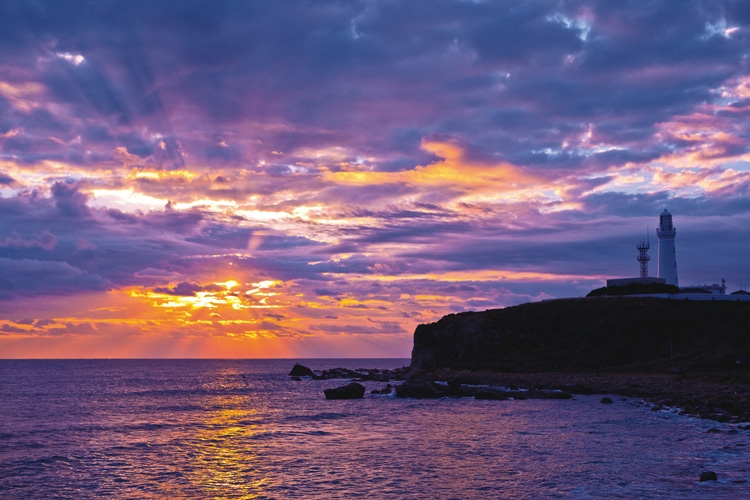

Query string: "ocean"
[[1, 359, 747, 499]]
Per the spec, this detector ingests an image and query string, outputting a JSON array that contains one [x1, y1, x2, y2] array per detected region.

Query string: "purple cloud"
[[1, 0, 750, 356]]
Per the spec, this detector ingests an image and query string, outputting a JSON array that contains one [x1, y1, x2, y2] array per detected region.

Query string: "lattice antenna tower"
[[636, 227, 650, 278]]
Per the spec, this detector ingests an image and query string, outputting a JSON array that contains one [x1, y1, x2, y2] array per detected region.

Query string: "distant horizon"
[[0, 357, 412, 360], [1, 0, 749, 358]]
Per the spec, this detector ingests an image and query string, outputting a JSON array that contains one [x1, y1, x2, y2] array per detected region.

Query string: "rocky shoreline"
[[289, 363, 410, 382], [400, 297, 750, 425], [292, 363, 750, 424], [413, 369, 750, 424]]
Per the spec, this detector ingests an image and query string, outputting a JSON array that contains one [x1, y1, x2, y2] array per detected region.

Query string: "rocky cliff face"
[[411, 298, 750, 373]]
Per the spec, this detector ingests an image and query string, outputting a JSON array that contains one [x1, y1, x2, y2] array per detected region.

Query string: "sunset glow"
[[1, 1, 749, 358]]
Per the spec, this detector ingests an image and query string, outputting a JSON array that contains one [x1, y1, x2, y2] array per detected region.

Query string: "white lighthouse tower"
[[656, 209, 678, 286]]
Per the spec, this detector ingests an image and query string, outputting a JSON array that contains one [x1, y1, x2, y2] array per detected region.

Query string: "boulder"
[[395, 380, 442, 399], [699, 471, 718, 482], [372, 384, 393, 395], [600, 397, 613, 404], [324, 382, 366, 400], [289, 363, 315, 377]]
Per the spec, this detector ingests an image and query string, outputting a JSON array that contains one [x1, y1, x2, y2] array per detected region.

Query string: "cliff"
[[411, 297, 750, 374]]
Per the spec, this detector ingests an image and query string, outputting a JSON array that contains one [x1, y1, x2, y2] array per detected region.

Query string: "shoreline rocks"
[[292, 363, 750, 423], [289, 363, 410, 382], [699, 471, 718, 482], [392, 379, 572, 400], [289, 363, 315, 377], [371, 384, 393, 395], [324, 382, 365, 400], [395, 380, 442, 399], [411, 368, 750, 423]]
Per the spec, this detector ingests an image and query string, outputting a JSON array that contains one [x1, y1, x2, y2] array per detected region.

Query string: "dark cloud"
[[0, 0, 746, 176], [1, 324, 28, 333], [51, 181, 91, 217], [0, 257, 109, 299], [0, 0, 749, 314], [153, 281, 222, 296], [0, 230, 57, 250], [310, 319, 406, 335]]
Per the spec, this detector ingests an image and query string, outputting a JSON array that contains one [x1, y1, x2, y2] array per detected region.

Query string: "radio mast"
[[637, 230, 650, 278]]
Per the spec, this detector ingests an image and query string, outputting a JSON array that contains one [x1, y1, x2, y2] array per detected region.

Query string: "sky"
[[1, 0, 749, 358]]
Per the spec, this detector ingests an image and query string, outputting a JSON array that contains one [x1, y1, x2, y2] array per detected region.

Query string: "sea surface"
[[1, 359, 749, 499]]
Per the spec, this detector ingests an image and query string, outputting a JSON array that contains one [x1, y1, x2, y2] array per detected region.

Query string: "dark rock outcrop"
[[600, 397, 614, 404], [289, 363, 315, 377], [395, 380, 442, 399], [372, 384, 393, 395], [411, 298, 750, 374], [324, 382, 366, 400], [289, 364, 410, 382], [306, 366, 410, 381], [699, 471, 718, 482], [393, 380, 572, 401]]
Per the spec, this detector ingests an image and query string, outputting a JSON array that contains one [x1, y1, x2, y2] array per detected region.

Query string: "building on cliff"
[[607, 220, 666, 288], [602, 210, 750, 301], [656, 209, 678, 286]]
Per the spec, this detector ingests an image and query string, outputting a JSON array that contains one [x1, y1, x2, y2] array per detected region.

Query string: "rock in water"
[[372, 384, 393, 395], [699, 471, 718, 482], [289, 363, 315, 377], [600, 397, 614, 404], [395, 380, 442, 399], [324, 382, 365, 400]]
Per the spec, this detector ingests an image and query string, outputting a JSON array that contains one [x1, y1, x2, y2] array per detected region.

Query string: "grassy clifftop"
[[411, 297, 750, 374]]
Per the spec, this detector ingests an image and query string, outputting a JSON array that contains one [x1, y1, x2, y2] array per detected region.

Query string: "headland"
[[407, 297, 750, 422]]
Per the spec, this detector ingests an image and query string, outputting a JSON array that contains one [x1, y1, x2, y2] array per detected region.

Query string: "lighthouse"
[[656, 209, 678, 286]]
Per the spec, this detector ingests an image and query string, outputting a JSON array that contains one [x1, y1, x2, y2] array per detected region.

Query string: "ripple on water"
[[1, 360, 749, 499]]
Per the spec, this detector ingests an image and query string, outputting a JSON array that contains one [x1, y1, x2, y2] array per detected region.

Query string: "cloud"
[[51, 181, 91, 217], [309, 318, 406, 335], [1, 0, 750, 355], [0, 229, 57, 250], [0, 258, 109, 299], [1, 324, 29, 333], [134, 267, 182, 280], [153, 281, 223, 296]]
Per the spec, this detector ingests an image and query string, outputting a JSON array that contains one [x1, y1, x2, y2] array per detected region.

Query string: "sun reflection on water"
[[185, 385, 268, 497]]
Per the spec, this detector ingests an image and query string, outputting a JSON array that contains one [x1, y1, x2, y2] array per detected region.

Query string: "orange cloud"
[[323, 139, 540, 197]]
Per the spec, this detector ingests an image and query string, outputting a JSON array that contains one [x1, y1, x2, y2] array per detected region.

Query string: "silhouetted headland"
[[408, 297, 750, 422]]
